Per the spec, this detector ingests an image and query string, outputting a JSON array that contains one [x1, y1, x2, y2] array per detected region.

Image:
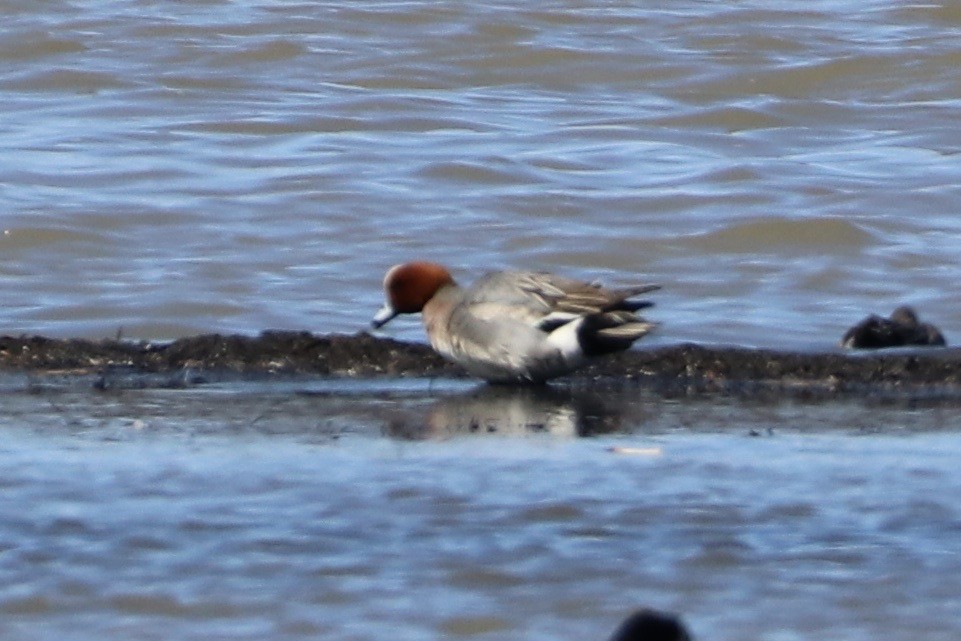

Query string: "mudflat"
[[2, 332, 960, 401]]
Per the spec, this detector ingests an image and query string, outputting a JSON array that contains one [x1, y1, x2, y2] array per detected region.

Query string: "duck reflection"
[[384, 383, 640, 440]]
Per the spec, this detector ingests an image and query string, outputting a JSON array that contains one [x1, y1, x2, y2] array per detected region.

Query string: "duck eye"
[[389, 277, 407, 294]]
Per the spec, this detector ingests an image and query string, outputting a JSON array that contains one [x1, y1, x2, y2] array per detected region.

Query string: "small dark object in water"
[[608, 609, 692, 641], [841, 306, 946, 349]]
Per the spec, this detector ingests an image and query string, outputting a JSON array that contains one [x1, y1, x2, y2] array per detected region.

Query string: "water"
[[2, 1, 961, 345], [3, 1, 961, 638], [2, 381, 961, 640]]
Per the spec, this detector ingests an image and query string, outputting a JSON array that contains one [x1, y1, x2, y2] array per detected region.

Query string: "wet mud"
[[2, 331, 961, 402]]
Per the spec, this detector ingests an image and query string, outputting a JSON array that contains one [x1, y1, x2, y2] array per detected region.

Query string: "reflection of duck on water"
[[384, 384, 638, 440], [608, 609, 692, 641], [841, 305, 946, 349]]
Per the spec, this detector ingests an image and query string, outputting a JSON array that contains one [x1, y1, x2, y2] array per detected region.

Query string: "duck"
[[371, 261, 658, 383], [840, 305, 946, 349], [608, 609, 692, 641]]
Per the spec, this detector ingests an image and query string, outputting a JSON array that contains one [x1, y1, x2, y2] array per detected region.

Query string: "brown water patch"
[[0, 32, 86, 60], [4, 69, 128, 93], [439, 615, 512, 636], [686, 216, 873, 255]]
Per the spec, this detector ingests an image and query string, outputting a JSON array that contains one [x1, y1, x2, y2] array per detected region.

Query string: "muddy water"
[[1, 379, 961, 640]]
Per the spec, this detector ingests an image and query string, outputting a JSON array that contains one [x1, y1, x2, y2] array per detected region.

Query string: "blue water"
[[1, 0, 960, 346], [3, 405, 961, 641], [3, 2, 961, 639]]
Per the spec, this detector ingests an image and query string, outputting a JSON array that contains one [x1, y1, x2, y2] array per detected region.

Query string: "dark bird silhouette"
[[608, 609, 693, 641], [841, 305, 946, 349]]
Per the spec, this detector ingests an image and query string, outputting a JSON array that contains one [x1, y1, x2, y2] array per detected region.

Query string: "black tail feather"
[[617, 299, 655, 313], [577, 312, 656, 357]]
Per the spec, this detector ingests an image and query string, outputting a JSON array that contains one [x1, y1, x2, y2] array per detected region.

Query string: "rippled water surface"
[[3, 2, 961, 639], [2, 0, 961, 345], [2, 380, 961, 641]]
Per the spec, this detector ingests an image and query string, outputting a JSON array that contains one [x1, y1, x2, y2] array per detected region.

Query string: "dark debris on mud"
[[2, 331, 961, 401], [0, 332, 454, 378]]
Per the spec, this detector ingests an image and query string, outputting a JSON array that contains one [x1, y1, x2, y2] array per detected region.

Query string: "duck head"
[[372, 261, 456, 328]]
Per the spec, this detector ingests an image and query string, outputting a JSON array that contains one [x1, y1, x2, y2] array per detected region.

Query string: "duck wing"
[[463, 270, 659, 331]]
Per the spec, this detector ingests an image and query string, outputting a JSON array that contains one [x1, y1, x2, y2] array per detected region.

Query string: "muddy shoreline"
[[3, 331, 961, 401]]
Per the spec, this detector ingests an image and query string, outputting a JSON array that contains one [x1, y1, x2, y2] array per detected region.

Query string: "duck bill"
[[371, 304, 398, 329]]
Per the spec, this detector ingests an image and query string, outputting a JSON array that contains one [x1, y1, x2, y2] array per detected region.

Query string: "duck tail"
[[577, 311, 657, 357]]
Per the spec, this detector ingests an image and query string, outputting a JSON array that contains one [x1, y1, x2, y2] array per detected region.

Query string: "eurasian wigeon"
[[372, 261, 659, 383], [608, 609, 693, 641], [841, 305, 946, 349]]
